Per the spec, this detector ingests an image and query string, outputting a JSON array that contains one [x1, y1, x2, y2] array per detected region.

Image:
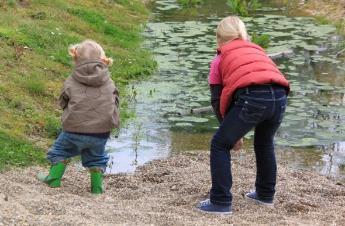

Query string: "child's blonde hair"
[[68, 40, 113, 66], [216, 16, 249, 47]]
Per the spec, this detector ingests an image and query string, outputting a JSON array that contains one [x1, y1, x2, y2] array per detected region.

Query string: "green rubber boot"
[[90, 168, 104, 194], [37, 162, 66, 188]]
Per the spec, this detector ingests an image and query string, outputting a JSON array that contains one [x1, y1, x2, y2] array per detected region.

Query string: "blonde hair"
[[68, 40, 113, 66], [216, 16, 249, 47]]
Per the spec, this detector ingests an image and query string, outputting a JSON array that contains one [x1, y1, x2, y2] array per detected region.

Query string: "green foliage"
[[22, 76, 46, 96], [251, 33, 270, 49], [8, 98, 24, 110], [0, 130, 46, 172], [227, 0, 261, 17], [177, 0, 204, 8], [109, 0, 149, 14], [30, 12, 47, 20], [335, 19, 345, 35], [45, 116, 61, 138], [68, 8, 139, 49], [67, 7, 156, 79], [315, 16, 330, 25], [7, 0, 16, 7], [16, 25, 79, 66], [314, 15, 344, 36]]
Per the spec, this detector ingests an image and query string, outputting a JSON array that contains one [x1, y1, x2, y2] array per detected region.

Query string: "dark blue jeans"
[[210, 85, 287, 206]]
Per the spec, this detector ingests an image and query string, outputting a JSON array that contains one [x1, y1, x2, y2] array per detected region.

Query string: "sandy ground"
[[0, 152, 344, 225]]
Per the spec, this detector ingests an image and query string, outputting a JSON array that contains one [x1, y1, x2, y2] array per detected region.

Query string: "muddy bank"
[[0, 152, 344, 225], [301, 0, 345, 25]]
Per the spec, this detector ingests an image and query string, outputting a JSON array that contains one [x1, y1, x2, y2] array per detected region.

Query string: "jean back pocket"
[[239, 100, 266, 124]]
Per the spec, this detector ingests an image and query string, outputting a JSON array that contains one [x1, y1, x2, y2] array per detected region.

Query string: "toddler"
[[37, 40, 119, 194]]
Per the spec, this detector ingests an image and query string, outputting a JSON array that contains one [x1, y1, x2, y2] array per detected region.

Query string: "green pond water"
[[106, 0, 345, 181]]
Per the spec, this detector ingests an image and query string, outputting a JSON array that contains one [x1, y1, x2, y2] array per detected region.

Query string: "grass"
[[0, 0, 156, 171], [22, 76, 46, 96], [315, 16, 330, 25], [335, 19, 345, 35], [0, 130, 46, 172]]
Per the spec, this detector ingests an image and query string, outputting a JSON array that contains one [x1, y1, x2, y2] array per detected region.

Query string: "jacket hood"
[[72, 60, 110, 87]]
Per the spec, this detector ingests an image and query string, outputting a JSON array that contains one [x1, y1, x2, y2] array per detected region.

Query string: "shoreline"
[[300, 0, 345, 34], [1, 152, 344, 225]]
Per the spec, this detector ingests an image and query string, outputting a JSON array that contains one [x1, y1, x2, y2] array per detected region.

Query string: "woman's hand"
[[233, 138, 243, 151]]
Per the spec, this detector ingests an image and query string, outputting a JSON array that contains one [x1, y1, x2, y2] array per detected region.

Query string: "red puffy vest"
[[218, 39, 290, 117]]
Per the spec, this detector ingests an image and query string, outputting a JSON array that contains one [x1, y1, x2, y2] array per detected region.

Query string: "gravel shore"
[[1, 151, 344, 225]]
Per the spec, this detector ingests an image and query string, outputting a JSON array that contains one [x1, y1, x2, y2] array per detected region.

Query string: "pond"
[[106, 0, 345, 181]]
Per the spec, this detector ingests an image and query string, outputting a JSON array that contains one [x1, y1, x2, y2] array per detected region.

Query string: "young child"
[[197, 16, 290, 214], [37, 40, 120, 194]]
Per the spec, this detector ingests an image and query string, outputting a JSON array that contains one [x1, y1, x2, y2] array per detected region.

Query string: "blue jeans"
[[47, 132, 109, 171], [210, 85, 287, 206]]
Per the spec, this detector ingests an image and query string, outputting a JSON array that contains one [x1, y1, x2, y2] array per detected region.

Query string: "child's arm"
[[113, 86, 120, 128], [59, 83, 69, 110], [210, 84, 223, 123], [209, 55, 223, 123]]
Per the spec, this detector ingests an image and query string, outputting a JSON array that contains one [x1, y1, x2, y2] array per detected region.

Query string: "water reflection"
[[276, 142, 345, 181], [106, 122, 171, 174]]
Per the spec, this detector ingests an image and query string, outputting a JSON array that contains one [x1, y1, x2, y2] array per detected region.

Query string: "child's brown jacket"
[[59, 60, 119, 133]]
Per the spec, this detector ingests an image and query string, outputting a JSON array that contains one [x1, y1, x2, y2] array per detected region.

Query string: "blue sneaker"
[[196, 199, 232, 215], [244, 191, 274, 207]]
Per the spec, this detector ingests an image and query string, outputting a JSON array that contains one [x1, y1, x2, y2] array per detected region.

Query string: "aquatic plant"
[[335, 19, 345, 35], [251, 32, 270, 49], [227, 0, 261, 16], [177, 0, 204, 8]]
